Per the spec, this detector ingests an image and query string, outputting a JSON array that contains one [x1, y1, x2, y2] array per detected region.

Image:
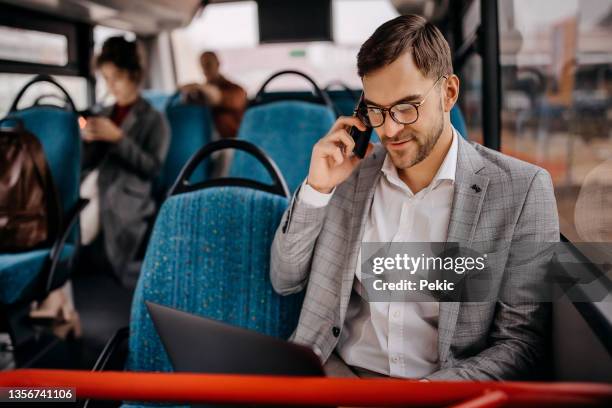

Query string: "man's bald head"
[[200, 51, 220, 81]]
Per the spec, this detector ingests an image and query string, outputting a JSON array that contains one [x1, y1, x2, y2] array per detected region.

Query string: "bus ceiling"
[[0, 0, 453, 37], [0, 0, 202, 36]]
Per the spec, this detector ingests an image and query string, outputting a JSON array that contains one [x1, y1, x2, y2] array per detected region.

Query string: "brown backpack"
[[0, 119, 61, 252]]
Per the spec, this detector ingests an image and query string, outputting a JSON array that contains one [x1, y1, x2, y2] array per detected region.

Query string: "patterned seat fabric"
[[126, 186, 303, 377], [229, 101, 335, 193], [154, 104, 213, 198], [0, 245, 75, 304]]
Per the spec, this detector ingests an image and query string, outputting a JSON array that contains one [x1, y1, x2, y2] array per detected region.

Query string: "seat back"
[[324, 82, 359, 117], [6, 76, 81, 243], [250, 70, 339, 116], [327, 89, 358, 117], [141, 90, 172, 112], [127, 140, 302, 373], [451, 105, 468, 140], [229, 101, 335, 193], [0, 75, 81, 305], [154, 103, 213, 199], [9, 108, 81, 221], [143, 90, 213, 199]]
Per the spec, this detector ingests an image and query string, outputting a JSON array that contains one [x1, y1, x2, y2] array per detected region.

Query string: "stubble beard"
[[385, 107, 445, 170]]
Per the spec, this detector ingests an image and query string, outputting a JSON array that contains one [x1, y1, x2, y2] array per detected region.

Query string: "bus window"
[[0, 73, 88, 116], [498, 0, 612, 243], [0, 25, 68, 66], [170, 0, 399, 96], [0, 23, 88, 115]]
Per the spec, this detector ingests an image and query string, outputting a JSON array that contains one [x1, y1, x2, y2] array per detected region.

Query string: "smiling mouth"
[[386, 137, 414, 148]]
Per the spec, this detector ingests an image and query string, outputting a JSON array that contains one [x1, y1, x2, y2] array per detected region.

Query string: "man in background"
[[180, 51, 247, 139]]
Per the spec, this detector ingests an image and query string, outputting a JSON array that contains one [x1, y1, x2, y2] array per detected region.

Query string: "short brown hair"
[[357, 14, 453, 79], [95, 36, 145, 83]]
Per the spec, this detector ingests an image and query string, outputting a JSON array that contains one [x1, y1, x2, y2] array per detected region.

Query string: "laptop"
[[146, 301, 325, 376]]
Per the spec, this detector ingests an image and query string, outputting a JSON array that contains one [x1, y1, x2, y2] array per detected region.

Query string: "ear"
[[443, 74, 460, 113]]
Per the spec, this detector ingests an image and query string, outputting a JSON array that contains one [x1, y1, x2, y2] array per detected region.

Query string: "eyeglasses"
[[357, 76, 447, 128]]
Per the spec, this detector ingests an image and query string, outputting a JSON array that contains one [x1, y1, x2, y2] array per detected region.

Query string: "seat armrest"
[[82, 326, 129, 408], [44, 198, 89, 293], [92, 326, 130, 372]]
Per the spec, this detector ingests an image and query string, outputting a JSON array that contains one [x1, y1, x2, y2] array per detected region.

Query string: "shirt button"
[[332, 326, 340, 337], [391, 356, 399, 364], [392, 310, 400, 319]]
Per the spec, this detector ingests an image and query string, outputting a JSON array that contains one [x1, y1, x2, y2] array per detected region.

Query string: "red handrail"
[[1, 369, 611, 407], [447, 390, 508, 408]]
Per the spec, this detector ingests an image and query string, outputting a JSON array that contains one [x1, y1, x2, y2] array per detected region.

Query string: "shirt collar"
[[381, 126, 459, 191]]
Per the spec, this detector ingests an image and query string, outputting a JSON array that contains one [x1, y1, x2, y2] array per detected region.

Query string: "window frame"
[[481, 0, 502, 151], [0, 4, 93, 78]]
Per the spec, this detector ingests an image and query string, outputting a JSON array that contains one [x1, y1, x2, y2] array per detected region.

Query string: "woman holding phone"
[[79, 36, 170, 288], [31, 36, 169, 322]]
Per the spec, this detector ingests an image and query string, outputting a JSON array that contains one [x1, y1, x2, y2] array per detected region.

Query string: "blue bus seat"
[[330, 96, 357, 116], [229, 101, 335, 193], [154, 104, 213, 199], [0, 107, 81, 305], [141, 90, 172, 112], [125, 186, 302, 376], [451, 105, 468, 140], [324, 88, 358, 117], [0, 246, 75, 304], [256, 89, 358, 117]]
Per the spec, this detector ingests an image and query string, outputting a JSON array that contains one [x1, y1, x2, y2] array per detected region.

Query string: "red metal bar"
[[447, 390, 509, 408], [2, 370, 611, 407]]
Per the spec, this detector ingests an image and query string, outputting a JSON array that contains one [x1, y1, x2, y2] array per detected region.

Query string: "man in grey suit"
[[270, 15, 559, 380]]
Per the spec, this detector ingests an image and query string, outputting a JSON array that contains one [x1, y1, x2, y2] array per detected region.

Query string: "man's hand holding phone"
[[307, 116, 373, 194]]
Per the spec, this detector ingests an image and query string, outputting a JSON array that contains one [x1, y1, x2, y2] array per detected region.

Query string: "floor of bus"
[[2, 265, 134, 370], [71, 265, 134, 369]]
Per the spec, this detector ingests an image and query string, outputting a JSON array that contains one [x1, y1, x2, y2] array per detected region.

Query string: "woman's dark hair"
[[357, 14, 453, 79], [95, 36, 145, 83]]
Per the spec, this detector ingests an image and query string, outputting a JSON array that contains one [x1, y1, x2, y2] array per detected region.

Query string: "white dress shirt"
[[298, 128, 458, 378]]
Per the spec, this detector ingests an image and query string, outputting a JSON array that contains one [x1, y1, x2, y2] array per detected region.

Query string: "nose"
[[109, 81, 121, 96], [381, 113, 404, 139]]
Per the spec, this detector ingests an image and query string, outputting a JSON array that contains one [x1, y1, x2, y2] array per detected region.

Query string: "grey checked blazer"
[[270, 136, 560, 380]]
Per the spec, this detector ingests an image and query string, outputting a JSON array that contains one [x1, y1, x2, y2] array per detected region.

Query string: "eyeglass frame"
[[356, 75, 448, 128]]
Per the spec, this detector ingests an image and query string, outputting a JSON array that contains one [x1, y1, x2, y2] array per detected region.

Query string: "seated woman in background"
[[31, 36, 169, 322], [79, 36, 170, 288]]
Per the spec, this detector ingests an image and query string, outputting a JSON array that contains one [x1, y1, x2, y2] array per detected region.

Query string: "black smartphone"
[[79, 108, 100, 118], [78, 107, 104, 131], [348, 93, 372, 159]]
